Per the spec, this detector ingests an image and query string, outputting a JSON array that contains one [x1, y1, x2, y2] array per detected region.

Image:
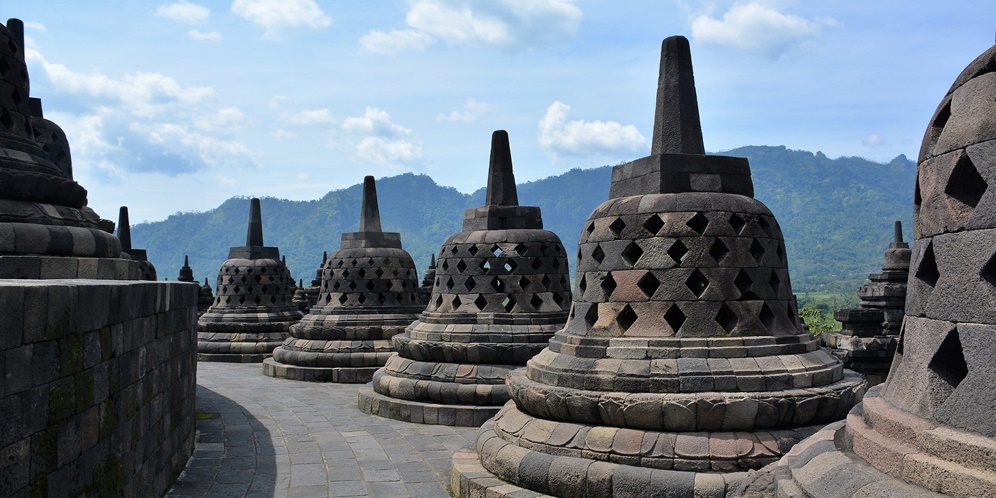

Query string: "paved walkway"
[[166, 362, 479, 498]]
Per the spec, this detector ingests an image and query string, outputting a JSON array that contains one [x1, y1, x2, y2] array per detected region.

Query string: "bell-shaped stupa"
[[197, 198, 303, 362], [419, 254, 437, 303], [198, 277, 214, 316], [177, 255, 195, 282], [263, 177, 424, 382], [452, 37, 865, 497], [358, 131, 572, 426], [732, 41, 996, 498], [0, 19, 136, 279], [827, 220, 910, 385], [117, 206, 157, 281]]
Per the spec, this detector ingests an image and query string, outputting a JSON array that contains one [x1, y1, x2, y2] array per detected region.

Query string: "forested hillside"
[[133, 146, 916, 293]]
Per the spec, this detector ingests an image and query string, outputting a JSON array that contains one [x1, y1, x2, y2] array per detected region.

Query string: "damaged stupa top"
[[0, 18, 134, 278], [359, 130, 572, 426], [117, 206, 157, 281], [455, 36, 864, 498], [198, 198, 302, 362], [263, 176, 423, 383]]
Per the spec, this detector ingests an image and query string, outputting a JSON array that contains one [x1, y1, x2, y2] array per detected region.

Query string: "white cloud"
[[436, 98, 492, 123], [538, 101, 645, 161], [156, 1, 210, 24], [286, 108, 336, 125], [272, 129, 297, 139], [360, 29, 434, 55], [863, 132, 885, 147], [342, 108, 422, 165], [188, 29, 223, 42], [24, 22, 46, 33], [691, 2, 827, 57], [362, 0, 582, 54], [27, 49, 259, 180], [231, 0, 331, 38]]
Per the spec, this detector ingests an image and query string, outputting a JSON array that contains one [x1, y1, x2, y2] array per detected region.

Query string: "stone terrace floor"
[[166, 362, 478, 498]]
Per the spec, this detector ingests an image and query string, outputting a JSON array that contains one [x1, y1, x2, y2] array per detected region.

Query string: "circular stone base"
[[262, 358, 378, 383], [452, 419, 744, 498], [197, 352, 269, 363], [357, 387, 498, 427]]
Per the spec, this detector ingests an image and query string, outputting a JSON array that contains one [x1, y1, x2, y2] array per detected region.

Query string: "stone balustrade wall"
[[0, 279, 199, 497]]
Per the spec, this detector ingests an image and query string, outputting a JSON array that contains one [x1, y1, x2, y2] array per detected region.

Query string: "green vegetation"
[[132, 146, 914, 295], [796, 292, 861, 335]]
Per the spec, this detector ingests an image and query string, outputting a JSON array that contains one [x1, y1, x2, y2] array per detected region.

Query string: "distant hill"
[[132, 145, 917, 293]]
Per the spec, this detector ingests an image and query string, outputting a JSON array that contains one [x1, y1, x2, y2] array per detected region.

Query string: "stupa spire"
[[651, 36, 704, 156], [358, 176, 382, 232], [894, 220, 904, 244], [485, 130, 518, 206], [246, 197, 264, 247], [117, 206, 132, 252]]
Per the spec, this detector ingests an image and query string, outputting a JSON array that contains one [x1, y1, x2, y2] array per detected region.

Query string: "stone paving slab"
[[167, 362, 479, 498]]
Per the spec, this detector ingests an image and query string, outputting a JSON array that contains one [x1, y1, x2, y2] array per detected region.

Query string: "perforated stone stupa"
[[0, 19, 137, 280], [358, 130, 572, 426], [827, 221, 910, 385], [117, 206, 157, 281], [263, 176, 424, 382], [197, 198, 303, 362], [732, 41, 996, 498], [451, 37, 865, 497]]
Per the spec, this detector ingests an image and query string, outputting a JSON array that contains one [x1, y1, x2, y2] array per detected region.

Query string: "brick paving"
[[166, 362, 478, 498]]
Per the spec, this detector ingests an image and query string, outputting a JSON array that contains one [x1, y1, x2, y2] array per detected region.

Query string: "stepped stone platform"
[[359, 130, 572, 426], [732, 39, 996, 498], [197, 198, 303, 363], [264, 176, 424, 383], [453, 36, 865, 497]]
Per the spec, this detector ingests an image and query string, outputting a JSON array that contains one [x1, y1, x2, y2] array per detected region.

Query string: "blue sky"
[[4, 0, 995, 223]]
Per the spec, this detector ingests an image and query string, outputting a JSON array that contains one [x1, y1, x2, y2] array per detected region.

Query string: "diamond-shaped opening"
[[468, 245, 479, 256], [504, 260, 516, 273], [621, 241, 644, 267], [600, 272, 617, 297], [253, 295, 262, 305], [442, 261, 450, 271], [491, 244, 503, 257], [643, 214, 665, 235], [932, 100, 952, 132], [0, 57, 8, 77], [553, 292, 565, 308], [530, 294, 544, 311], [916, 242, 940, 287], [541, 275, 552, 288], [269, 295, 277, 304], [474, 295, 488, 310], [578, 275, 588, 294], [445, 277, 455, 290], [552, 259, 561, 270], [715, 304, 737, 334], [502, 296, 515, 312], [787, 304, 797, 324], [358, 294, 367, 304], [348, 281, 357, 291], [531, 258, 543, 271], [584, 304, 598, 326], [366, 281, 375, 291], [758, 217, 771, 235], [685, 270, 709, 297], [729, 214, 746, 234], [915, 174, 923, 207], [350, 259, 359, 267], [0, 109, 12, 130], [358, 268, 366, 278], [519, 276, 530, 290], [709, 239, 730, 263], [664, 305, 686, 332], [10, 88, 20, 107], [776, 243, 785, 259], [637, 272, 660, 298], [759, 303, 775, 330], [609, 218, 626, 237], [749, 239, 765, 263], [375, 268, 384, 278], [336, 260, 344, 268], [769, 270, 782, 295], [385, 280, 394, 290], [945, 153, 988, 208], [367, 258, 376, 266], [687, 212, 709, 235], [233, 285, 242, 294], [383, 257, 392, 265], [668, 240, 688, 265], [450, 245, 459, 255], [435, 295, 443, 307], [491, 276, 505, 292], [377, 293, 387, 304], [246, 267, 254, 274], [514, 243, 528, 256], [617, 305, 637, 331], [928, 329, 968, 389], [586, 221, 596, 234], [456, 260, 468, 273], [465, 276, 477, 290], [734, 270, 758, 300], [577, 248, 583, 263], [591, 244, 605, 263], [451, 295, 462, 308]]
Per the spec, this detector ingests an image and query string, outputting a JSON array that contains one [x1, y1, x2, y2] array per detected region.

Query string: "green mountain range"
[[132, 145, 917, 293]]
